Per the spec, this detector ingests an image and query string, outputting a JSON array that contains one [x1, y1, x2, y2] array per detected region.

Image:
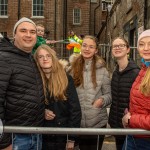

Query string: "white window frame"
[[91, 0, 97, 3], [102, 2, 107, 11], [0, 0, 8, 17], [0, 32, 7, 37], [73, 8, 81, 25], [32, 0, 44, 17]]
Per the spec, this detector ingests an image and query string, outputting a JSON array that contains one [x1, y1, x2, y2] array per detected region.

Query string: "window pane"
[[73, 8, 81, 24], [33, 11, 36, 16], [32, 0, 43, 16], [91, 0, 97, 2], [0, 0, 8, 16]]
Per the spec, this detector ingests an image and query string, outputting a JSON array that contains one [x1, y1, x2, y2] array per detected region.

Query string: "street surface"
[[102, 136, 116, 150]]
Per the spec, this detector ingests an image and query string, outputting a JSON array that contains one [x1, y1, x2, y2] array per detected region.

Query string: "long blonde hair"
[[34, 44, 68, 102], [140, 68, 150, 96]]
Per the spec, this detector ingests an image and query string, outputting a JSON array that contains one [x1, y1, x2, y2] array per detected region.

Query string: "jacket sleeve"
[[0, 56, 12, 149], [129, 114, 150, 129], [73, 35, 83, 44], [100, 68, 112, 107], [67, 75, 81, 141]]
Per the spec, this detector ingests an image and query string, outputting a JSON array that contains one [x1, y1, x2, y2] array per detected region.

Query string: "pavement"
[[101, 108, 117, 150], [102, 135, 116, 150]]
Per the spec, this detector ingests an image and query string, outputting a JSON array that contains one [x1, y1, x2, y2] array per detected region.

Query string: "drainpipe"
[[89, 1, 91, 34], [93, 0, 100, 36], [62, 0, 67, 58], [144, 0, 147, 29], [54, 0, 56, 40], [18, 0, 21, 20], [63, 0, 67, 41]]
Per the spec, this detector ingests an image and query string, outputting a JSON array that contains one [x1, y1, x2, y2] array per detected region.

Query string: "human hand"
[[2, 145, 12, 150], [45, 109, 56, 120], [46, 40, 56, 44], [66, 141, 75, 150], [122, 112, 131, 128], [92, 98, 103, 108]]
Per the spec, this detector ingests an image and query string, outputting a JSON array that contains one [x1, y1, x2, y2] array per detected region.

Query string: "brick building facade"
[[98, 0, 146, 69], [0, 0, 64, 40], [0, 0, 102, 58], [0, 0, 103, 39]]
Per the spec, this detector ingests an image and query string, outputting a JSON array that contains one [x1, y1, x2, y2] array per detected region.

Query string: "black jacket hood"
[[116, 59, 140, 74]]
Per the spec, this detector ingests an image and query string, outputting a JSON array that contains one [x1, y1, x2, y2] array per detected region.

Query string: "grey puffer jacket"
[[76, 59, 112, 128], [0, 38, 45, 149]]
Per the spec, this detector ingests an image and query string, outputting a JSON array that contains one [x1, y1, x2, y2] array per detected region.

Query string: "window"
[[102, 2, 112, 11], [1, 32, 7, 37], [73, 8, 81, 25], [91, 0, 97, 2], [32, 0, 44, 17], [0, 0, 8, 16], [102, 3, 107, 11]]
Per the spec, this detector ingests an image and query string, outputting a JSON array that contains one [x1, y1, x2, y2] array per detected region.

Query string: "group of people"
[[0, 17, 150, 150]]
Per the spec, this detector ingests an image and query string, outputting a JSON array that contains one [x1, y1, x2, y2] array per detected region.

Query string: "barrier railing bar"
[[3, 126, 150, 135]]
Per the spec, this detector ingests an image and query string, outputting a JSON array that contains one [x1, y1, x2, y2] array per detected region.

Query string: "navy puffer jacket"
[[0, 38, 45, 149]]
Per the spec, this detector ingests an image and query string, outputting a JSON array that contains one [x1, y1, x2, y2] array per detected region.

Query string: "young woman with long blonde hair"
[[34, 44, 81, 150]]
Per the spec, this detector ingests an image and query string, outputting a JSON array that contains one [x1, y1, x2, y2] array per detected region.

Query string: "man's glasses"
[[112, 44, 126, 49]]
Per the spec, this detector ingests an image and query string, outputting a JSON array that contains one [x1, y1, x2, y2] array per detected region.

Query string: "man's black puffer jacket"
[[109, 60, 140, 129], [0, 38, 45, 149]]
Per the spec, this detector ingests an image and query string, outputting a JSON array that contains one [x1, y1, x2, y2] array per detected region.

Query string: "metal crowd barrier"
[[3, 126, 150, 135]]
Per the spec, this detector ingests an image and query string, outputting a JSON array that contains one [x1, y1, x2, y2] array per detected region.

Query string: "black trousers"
[[79, 134, 105, 150], [115, 135, 126, 150], [42, 134, 66, 150], [79, 125, 106, 150], [42, 141, 66, 150]]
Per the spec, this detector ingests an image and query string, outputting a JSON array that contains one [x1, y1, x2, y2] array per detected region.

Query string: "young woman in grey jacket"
[[70, 35, 112, 150]]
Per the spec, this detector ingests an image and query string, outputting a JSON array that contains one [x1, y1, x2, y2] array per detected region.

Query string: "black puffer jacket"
[[0, 38, 45, 149], [109, 60, 140, 128]]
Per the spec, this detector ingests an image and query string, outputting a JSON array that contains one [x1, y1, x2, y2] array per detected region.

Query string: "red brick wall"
[[0, 0, 103, 39], [0, 0, 103, 58], [67, 0, 90, 37], [0, 0, 56, 39]]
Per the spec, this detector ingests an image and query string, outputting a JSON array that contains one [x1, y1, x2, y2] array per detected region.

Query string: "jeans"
[[122, 135, 150, 150], [12, 133, 42, 150]]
